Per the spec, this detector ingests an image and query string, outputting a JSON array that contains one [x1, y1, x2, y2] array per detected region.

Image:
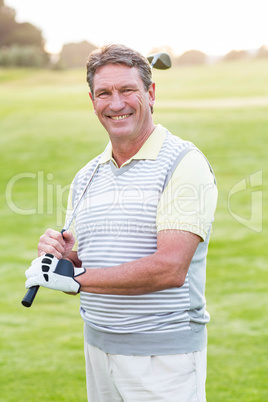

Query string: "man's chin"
[[105, 123, 133, 138]]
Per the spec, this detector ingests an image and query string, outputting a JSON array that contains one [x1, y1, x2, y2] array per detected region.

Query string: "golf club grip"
[[22, 231, 66, 308], [21, 285, 40, 307]]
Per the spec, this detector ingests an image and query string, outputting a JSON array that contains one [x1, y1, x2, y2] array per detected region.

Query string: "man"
[[25, 44, 217, 401]]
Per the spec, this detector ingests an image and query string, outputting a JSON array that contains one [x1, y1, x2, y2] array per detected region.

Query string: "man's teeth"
[[111, 114, 130, 120]]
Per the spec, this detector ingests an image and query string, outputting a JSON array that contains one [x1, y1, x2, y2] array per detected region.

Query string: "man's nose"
[[109, 92, 125, 111]]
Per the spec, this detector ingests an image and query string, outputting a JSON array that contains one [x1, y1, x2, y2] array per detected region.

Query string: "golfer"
[[25, 44, 218, 401]]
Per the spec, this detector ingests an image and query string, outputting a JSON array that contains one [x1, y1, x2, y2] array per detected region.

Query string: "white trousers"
[[84, 341, 207, 402]]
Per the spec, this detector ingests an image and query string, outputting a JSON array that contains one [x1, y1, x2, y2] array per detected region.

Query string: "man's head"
[[86, 44, 156, 147], [86, 44, 153, 107]]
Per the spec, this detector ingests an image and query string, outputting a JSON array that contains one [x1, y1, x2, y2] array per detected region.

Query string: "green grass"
[[0, 60, 268, 401]]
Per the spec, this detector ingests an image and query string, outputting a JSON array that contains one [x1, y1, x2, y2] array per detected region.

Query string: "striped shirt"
[[66, 125, 217, 355]]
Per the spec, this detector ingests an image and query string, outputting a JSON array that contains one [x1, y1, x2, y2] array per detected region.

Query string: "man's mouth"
[[109, 114, 131, 120]]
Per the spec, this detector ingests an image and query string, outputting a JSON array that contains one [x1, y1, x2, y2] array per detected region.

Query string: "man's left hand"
[[25, 254, 85, 293]]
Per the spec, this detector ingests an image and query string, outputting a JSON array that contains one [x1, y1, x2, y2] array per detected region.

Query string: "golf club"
[[147, 52, 172, 69], [21, 162, 100, 308]]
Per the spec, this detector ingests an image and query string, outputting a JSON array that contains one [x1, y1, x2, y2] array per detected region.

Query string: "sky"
[[4, 0, 268, 56]]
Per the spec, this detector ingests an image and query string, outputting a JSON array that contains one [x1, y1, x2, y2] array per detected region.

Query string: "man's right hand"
[[38, 229, 75, 260]]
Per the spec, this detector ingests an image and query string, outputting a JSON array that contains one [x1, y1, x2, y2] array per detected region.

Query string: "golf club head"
[[147, 52, 172, 70]]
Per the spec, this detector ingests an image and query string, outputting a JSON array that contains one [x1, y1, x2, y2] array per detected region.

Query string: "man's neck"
[[111, 126, 156, 167]]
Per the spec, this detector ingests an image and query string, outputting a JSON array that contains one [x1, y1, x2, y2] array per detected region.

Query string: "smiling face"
[[90, 63, 155, 147]]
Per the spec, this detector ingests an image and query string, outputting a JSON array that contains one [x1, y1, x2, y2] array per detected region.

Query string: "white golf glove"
[[25, 253, 85, 293]]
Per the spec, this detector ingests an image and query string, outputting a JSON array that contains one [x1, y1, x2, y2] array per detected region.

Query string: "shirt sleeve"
[[65, 181, 78, 252], [156, 150, 218, 241]]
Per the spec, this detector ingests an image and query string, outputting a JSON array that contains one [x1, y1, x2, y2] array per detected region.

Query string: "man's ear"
[[148, 82, 156, 108]]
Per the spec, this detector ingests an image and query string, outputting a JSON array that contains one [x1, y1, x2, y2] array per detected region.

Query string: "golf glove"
[[25, 253, 85, 293]]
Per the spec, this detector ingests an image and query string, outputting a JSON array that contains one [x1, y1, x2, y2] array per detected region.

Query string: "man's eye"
[[122, 89, 133, 93], [97, 92, 109, 98]]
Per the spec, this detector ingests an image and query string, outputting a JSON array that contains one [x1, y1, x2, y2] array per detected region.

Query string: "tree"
[[5, 22, 44, 48], [174, 50, 207, 66], [255, 45, 268, 59], [0, 0, 48, 67], [223, 49, 249, 62], [0, 0, 44, 49], [0, 0, 16, 46], [59, 41, 97, 68]]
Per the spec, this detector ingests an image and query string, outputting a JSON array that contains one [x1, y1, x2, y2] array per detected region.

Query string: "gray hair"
[[86, 44, 153, 103]]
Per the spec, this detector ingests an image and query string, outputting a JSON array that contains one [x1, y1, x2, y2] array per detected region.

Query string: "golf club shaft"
[[21, 163, 100, 308]]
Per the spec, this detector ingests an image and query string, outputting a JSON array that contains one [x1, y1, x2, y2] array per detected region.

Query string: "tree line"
[[0, 0, 267, 68], [0, 0, 49, 66], [150, 45, 268, 67]]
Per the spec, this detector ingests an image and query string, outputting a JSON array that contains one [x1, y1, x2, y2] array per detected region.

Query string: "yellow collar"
[[99, 124, 167, 167]]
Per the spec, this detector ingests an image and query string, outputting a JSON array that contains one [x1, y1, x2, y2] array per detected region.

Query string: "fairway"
[[0, 60, 267, 401]]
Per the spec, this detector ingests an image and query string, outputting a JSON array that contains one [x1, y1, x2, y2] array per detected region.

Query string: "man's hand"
[[25, 254, 85, 293], [38, 229, 75, 259]]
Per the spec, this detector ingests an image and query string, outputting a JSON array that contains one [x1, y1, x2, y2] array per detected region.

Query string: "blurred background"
[[1, 0, 268, 68], [0, 0, 267, 401]]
